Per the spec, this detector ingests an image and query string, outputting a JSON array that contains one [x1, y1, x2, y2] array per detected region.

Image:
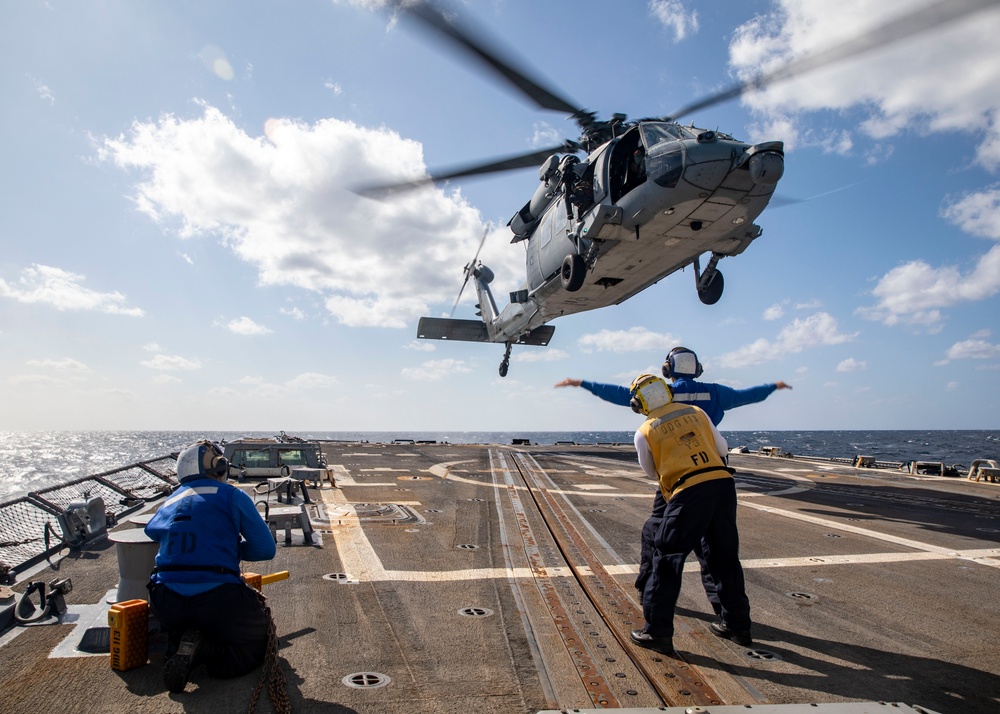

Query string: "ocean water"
[[1, 430, 997, 504]]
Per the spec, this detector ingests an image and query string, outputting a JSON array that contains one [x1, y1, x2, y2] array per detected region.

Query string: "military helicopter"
[[362, 0, 997, 377]]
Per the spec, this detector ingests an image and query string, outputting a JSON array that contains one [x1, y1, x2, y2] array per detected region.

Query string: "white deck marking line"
[[324, 482, 388, 582], [740, 500, 1000, 569], [325, 459, 1000, 584], [329, 464, 356, 485]]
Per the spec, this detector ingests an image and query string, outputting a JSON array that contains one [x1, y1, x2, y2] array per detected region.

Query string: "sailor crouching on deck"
[[626, 374, 753, 655], [144, 440, 277, 693]]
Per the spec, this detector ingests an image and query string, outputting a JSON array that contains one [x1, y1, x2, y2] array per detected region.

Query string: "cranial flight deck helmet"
[[662, 346, 703, 380], [629, 374, 674, 415], [176, 440, 228, 483]]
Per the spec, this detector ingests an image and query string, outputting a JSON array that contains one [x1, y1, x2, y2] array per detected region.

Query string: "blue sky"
[[1, 0, 998, 432]]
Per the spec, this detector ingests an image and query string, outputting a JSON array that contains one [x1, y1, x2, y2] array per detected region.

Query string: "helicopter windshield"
[[639, 122, 695, 150]]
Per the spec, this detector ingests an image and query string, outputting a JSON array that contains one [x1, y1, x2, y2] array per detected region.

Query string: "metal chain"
[[247, 603, 291, 714]]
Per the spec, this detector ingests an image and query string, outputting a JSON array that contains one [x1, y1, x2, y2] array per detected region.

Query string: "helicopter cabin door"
[[608, 127, 646, 203], [526, 199, 574, 290]]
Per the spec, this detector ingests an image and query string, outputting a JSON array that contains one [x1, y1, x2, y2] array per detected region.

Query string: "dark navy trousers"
[[635, 489, 721, 616], [149, 581, 269, 679], [640, 478, 751, 639]]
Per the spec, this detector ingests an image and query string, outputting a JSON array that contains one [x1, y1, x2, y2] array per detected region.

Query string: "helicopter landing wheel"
[[499, 342, 512, 377], [697, 269, 724, 305], [560, 253, 586, 292]]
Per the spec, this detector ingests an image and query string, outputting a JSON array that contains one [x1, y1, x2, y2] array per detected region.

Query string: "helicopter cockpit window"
[[640, 122, 692, 150]]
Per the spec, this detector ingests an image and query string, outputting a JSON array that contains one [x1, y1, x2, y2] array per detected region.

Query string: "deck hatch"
[[341, 672, 391, 689], [327, 503, 425, 525], [457, 606, 493, 617]]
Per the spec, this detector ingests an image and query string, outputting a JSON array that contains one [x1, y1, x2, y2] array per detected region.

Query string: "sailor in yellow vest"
[[627, 374, 753, 655]]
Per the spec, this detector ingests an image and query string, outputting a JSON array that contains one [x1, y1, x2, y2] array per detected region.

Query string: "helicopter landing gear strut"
[[499, 342, 512, 377], [694, 253, 725, 306]]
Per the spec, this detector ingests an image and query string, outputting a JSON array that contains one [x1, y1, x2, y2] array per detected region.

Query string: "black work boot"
[[629, 628, 674, 654], [710, 620, 753, 646], [163, 628, 202, 693]]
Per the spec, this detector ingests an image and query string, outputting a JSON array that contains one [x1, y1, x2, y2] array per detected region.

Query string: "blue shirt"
[[145, 478, 275, 596], [580, 378, 778, 426]]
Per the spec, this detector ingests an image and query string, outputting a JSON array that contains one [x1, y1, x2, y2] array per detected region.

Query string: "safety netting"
[[0, 455, 177, 575]]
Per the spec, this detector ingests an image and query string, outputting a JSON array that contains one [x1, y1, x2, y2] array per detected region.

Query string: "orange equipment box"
[[109, 599, 149, 671]]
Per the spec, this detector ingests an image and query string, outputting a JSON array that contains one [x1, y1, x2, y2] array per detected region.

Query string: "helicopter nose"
[[748, 149, 784, 186]]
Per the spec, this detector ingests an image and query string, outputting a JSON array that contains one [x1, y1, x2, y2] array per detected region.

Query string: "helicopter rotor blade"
[[450, 226, 490, 317], [391, 1, 586, 118], [668, 0, 1000, 121], [354, 142, 579, 198]]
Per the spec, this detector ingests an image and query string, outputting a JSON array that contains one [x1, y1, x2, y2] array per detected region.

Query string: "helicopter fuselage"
[[479, 121, 783, 343]]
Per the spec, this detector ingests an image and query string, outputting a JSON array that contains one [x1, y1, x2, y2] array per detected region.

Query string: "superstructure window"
[[277, 449, 307, 466], [230, 449, 270, 468]]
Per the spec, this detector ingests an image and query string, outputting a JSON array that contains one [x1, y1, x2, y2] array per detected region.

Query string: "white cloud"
[[140, 354, 202, 371], [857, 246, 1000, 328], [578, 327, 680, 353], [944, 337, 1000, 361], [143, 342, 161, 352], [99, 104, 493, 329], [152, 374, 181, 385], [836, 357, 867, 372], [226, 316, 272, 335], [763, 303, 784, 320], [401, 358, 472, 381], [404, 340, 436, 352], [279, 306, 305, 320], [728, 1, 1000, 168], [324, 80, 343, 95], [31, 76, 55, 105], [858, 187, 1000, 327], [649, 0, 699, 42], [530, 122, 561, 148], [8, 374, 67, 386], [0, 264, 144, 316], [26, 357, 89, 372], [941, 184, 1000, 240], [285, 372, 338, 389], [717, 312, 857, 367], [209, 372, 337, 399]]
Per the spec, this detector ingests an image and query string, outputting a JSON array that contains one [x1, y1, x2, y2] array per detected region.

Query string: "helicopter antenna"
[[668, 0, 1000, 121]]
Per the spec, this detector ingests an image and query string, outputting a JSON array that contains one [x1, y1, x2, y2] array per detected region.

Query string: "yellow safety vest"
[[639, 402, 734, 500]]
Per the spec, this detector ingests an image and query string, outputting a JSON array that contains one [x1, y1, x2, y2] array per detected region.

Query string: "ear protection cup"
[[630, 397, 643, 414], [210, 454, 229, 477], [663, 346, 703, 379], [203, 441, 229, 477]]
